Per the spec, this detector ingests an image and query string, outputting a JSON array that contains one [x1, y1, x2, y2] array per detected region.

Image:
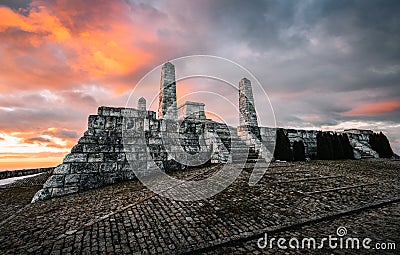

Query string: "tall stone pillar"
[[158, 62, 178, 120], [238, 78, 260, 138], [137, 97, 146, 111]]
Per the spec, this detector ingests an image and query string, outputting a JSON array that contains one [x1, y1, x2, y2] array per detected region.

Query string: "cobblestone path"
[[0, 159, 399, 254]]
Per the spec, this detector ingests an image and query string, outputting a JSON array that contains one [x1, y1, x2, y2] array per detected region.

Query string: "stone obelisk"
[[137, 97, 146, 111], [158, 62, 178, 120], [238, 78, 260, 139]]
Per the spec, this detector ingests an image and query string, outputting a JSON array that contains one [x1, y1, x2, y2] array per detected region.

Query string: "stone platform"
[[0, 159, 399, 254]]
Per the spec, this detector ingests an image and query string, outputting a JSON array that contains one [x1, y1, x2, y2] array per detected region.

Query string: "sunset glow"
[[0, 0, 399, 170]]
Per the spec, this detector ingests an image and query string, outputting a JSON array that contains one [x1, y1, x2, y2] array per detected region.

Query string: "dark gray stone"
[[44, 175, 64, 188], [88, 153, 104, 163], [54, 164, 70, 175], [64, 153, 87, 163], [70, 163, 98, 174], [65, 174, 81, 185]]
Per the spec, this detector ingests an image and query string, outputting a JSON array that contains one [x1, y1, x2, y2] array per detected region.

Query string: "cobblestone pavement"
[[0, 159, 399, 254], [0, 170, 53, 221], [206, 202, 400, 254]]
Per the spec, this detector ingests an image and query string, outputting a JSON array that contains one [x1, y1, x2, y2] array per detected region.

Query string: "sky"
[[0, 0, 399, 170]]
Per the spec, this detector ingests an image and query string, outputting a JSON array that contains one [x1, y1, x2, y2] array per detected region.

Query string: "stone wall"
[[178, 101, 206, 120], [31, 104, 389, 203], [32, 106, 232, 203], [343, 130, 379, 159], [270, 128, 378, 159], [286, 129, 318, 159], [0, 167, 54, 180]]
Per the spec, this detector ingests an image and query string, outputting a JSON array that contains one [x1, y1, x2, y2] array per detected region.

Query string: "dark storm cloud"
[[0, 0, 398, 153], [0, 0, 32, 9], [141, 0, 400, 151], [212, 0, 400, 55], [25, 137, 51, 144], [42, 129, 79, 139], [209, 0, 302, 50], [208, 0, 399, 85]]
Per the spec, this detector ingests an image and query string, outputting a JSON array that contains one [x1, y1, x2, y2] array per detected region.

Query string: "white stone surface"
[[0, 173, 42, 186]]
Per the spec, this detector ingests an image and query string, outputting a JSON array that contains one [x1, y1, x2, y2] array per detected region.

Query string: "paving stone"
[[0, 160, 399, 254]]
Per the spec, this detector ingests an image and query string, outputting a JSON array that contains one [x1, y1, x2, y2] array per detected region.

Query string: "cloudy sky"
[[0, 0, 399, 170]]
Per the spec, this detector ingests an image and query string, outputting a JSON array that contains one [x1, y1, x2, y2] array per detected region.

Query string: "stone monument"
[[31, 62, 390, 203], [158, 62, 178, 120], [238, 78, 261, 140], [178, 101, 206, 120], [137, 97, 146, 111]]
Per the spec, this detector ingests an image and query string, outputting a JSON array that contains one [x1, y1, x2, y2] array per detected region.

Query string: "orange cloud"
[[0, 0, 169, 93], [0, 0, 180, 170], [0, 127, 79, 170], [343, 99, 400, 116]]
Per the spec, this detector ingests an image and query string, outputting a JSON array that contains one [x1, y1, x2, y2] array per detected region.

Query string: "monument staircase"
[[230, 131, 260, 164]]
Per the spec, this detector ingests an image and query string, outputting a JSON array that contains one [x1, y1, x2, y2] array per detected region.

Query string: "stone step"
[[232, 158, 259, 163]]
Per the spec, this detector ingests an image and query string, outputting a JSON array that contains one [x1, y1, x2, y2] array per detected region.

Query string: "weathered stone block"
[[104, 153, 118, 162], [105, 116, 116, 129], [117, 153, 126, 162], [84, 144, 100, 153], [78, 136, 97, 144], [138, 153, 147, 160], [99, 162, 117, 173], [125, 153, 138, 161], [100, 106, 110, 116], [63, 153, 87, 163], [79, 174, 102, 189], [70, 163, 98, 174], [53, 164, 70, 175], [71, 143, 84, 153], [114, 144, 124, 152], [88, 115, 105, 129], [124, 117, 136, 130], [123, 170, 136, 180], [52, 187, 68, 197], [98, 136, 108, 145], [31, 188, 52, 203], [100, 144, 114, 152], [63, 187, 79, 195], [135, 119, 144, 131], [102, 172, 119, 185], [117, 162, 129, 171], [88, 153, 104, 162], [94, 129, 108, 137], [44, 175, 64, 188], [147, 111, 156, 119], [108, 108, 122, 117], [123, 135, 145, 144], [121, 108, 139, 117], [65, 174, 81, 185], [116, 118, 123, 129], [97, 106, 105, 115], [84, 128, 95, 136]]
